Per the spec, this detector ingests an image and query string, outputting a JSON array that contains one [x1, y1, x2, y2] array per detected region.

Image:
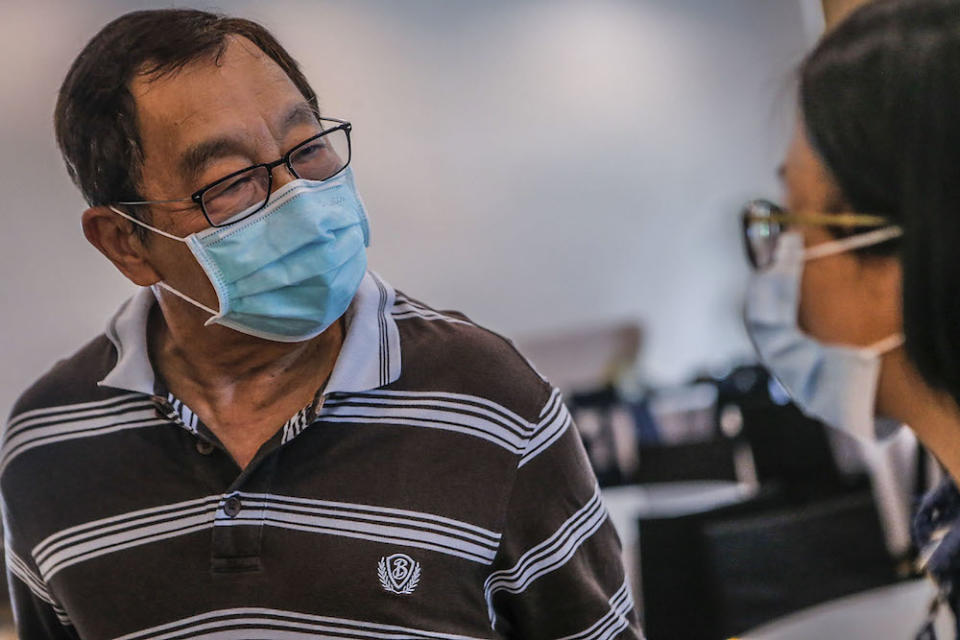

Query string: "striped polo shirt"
[[2, 272, 642, 640]]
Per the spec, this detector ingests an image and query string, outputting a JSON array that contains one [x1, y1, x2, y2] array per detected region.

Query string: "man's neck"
[[148, 292, 344, 407]]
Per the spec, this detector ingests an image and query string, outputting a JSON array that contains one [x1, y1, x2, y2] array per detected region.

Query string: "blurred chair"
[[515, 321, 644, 485], [513, 321, 642, 392]]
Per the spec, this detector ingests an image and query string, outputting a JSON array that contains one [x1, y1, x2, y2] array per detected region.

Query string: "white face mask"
[[744, 228, 904, 441]]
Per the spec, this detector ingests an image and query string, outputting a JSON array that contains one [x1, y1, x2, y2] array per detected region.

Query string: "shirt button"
[[224, 496, 242, 518], [195, 440, 215, 455]]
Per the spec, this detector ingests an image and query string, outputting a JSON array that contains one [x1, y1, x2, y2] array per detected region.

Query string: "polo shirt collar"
[[98, 271, 402, 396]]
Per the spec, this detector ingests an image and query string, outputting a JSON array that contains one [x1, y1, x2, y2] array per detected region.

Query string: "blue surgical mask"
[[109, 167, 370, 342], [744, 228, 904, 441]]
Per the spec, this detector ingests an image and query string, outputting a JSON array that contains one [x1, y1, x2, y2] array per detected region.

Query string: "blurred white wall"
[[0, 0, 821, 417]]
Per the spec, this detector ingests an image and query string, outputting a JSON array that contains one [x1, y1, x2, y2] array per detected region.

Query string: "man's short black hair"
[[55, 9, 319, 209]]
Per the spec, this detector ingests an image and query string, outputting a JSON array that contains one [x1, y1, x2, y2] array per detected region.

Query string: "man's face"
[[129, 35, 324, 312]]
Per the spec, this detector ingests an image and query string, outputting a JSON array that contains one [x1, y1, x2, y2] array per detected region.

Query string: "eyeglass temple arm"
[[746, 212, 893, 228], [114, 196, 195, 206]]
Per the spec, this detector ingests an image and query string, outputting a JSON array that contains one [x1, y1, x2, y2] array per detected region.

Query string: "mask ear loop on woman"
[[802, 225, 907, 356], [803, 226, 904, 262], [868, 333, 905, 356]]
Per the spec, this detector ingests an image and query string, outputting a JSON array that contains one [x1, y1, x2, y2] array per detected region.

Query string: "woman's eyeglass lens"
[[741, 199, 784, 271]]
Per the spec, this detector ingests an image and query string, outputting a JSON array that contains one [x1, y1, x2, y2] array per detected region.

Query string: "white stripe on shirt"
[[484, 485, 609, 625], [111, 607, 490, 640], [34, 493, 501, 581], [5, 544, 71, 626], [556, 580, 635, 640]]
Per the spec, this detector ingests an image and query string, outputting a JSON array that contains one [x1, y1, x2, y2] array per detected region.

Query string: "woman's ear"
[[81, 206, 162, 286]]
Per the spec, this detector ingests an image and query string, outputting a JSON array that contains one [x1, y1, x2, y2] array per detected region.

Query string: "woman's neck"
[[878, 349, 960, 483]]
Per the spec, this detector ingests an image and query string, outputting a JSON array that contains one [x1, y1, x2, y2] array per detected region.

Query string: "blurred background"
[[0, 0, 822, 413], [1, 0, 948, 638]]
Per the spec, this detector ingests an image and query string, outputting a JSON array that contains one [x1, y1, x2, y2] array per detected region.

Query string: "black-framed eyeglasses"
[[116, 117, 352, 227], [740, 198, 894, 271]]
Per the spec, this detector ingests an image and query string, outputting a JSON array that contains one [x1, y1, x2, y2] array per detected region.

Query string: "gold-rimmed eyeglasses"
[[741, 198, 897, 270]]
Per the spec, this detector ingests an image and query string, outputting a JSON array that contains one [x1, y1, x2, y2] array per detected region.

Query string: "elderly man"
[[2, 9, 640, 640]]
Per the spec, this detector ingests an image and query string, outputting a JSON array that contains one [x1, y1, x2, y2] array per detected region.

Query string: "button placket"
[[210, 456, 278, 574]]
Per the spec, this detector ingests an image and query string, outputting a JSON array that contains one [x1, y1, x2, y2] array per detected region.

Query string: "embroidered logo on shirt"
[[378, 553, 421, 595]]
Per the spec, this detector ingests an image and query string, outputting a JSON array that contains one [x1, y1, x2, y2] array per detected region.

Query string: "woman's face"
[[781, 120, 902, 349]]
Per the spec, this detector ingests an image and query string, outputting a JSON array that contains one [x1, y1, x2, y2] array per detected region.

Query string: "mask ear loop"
[[107, 205, 188, 242], [804, 226, 903, 262], [868, 333, 905, 355], [107, 205, 221, 319], [798, 226, 906, 357], [152, 282, 220, 317]]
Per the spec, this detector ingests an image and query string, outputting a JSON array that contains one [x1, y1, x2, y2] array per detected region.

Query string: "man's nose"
[[269, 163, 299, 192]]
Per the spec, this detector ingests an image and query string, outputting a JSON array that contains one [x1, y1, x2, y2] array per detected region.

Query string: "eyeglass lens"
[[742, 200, 784, 270], [202, 127, 350, 226]]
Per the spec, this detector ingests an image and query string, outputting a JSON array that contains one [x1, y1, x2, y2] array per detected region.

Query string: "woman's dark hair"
[[54, 9, 318, 210], [799, 0, 960, 404]]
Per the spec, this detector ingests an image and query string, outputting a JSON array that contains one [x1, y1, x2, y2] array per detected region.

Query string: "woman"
[[742, 0, 960, 636]]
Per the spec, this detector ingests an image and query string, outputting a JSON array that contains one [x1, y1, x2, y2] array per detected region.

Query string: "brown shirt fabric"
[[2, 272, 643, 639]]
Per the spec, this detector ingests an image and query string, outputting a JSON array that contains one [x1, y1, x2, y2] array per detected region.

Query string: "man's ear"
[[81, 206, 162, 286]]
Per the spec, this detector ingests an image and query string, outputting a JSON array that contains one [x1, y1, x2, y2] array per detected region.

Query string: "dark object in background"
[[634, 365, 899, 638], [704, 491, 899, 636], [638, 489, 898, 640], [634, 438, 739, 484], [637, 488, 784, 640], [568, 364, 864, 492], [570, 385, 632, 486], [714, 365, 858, 500], [631, 364, 854, 491]]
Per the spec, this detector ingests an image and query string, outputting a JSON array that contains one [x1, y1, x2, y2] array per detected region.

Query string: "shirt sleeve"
[[485, 387, 644, 639], [4, 543, 77, 639]]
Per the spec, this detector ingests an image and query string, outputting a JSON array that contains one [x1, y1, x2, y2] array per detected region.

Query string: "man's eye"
[[221, 175, 253, 194], [297, 142, 326, 158]]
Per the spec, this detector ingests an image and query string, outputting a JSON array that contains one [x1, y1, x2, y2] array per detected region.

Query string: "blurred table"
[[741, 578, 952, 639], [602, 481, 758, 607], [602, 481, 756, 523]]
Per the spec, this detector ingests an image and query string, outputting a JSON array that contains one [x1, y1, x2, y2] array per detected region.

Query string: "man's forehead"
[[130, 35, 302, 143]]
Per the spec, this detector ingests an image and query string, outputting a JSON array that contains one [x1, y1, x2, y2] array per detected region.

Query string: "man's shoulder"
[[7, 334, 122, 424], [390, 290, 553, 423]]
